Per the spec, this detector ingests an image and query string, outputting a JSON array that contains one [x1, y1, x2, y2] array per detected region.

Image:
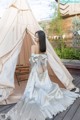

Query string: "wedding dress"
[[0, 53, 80, 120]]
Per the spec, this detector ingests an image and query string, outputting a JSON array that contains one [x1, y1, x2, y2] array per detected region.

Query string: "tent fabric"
[[12, 0, 30, 10], [0, 0, 75, 102]]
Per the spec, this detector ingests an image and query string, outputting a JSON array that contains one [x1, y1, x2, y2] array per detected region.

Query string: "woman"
[[0, 30, 80, 120]]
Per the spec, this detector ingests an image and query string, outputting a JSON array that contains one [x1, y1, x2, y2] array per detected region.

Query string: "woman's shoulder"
[[31, 44, 36, 53], [31, 44, 36, 48]]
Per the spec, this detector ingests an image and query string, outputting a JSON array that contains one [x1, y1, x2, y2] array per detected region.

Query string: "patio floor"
[[0, 74, 80, 120]]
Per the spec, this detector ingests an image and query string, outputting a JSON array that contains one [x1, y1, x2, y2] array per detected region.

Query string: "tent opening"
[[13, 32, 65, 105]]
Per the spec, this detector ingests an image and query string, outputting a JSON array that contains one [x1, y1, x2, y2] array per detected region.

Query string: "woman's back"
[[31, 44, 46, 55]]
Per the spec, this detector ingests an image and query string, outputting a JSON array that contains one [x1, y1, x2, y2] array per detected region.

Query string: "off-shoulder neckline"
[[31, 53, 47, 55]]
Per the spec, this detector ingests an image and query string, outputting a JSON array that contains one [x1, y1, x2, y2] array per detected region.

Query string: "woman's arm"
[[31, 45, 35, 54]]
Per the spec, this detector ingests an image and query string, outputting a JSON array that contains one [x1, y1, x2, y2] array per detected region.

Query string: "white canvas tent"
[[0, 0, 75, 103]]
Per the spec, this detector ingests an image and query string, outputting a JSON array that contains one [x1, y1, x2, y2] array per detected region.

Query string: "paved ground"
[[0, 74, 80, 120]]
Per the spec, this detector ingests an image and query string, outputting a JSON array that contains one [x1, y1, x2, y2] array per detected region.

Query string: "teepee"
[[0, 0, 75, 102]]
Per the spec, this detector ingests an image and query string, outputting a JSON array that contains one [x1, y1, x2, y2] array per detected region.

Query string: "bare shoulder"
[[31, 44, 36, 48], [31, 44, 36, 50], [31, 44, 36, 53]]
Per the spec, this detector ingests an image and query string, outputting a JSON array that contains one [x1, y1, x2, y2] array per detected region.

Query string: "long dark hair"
[[35, 30, 46, 53]]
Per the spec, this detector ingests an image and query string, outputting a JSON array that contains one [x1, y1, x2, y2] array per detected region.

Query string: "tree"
[[72, 16, 80, 48]]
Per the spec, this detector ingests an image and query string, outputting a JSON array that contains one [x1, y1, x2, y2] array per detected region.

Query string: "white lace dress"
[[0, 53, 80, 120]]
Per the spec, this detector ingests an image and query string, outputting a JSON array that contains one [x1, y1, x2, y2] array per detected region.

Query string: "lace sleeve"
[[29, 54, 38, 67]]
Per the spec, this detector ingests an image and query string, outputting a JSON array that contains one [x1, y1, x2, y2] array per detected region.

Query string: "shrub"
[[55, 47, 80, 60]]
